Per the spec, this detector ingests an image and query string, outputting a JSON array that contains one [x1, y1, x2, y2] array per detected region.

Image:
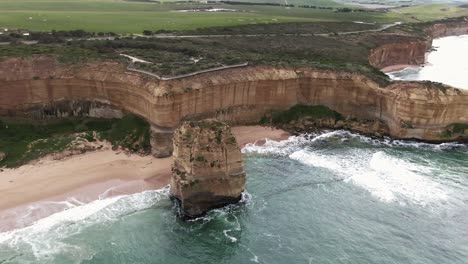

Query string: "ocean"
[[1, 131, 467, 264], [1, 34, 468, 264], [387, 35, 468, 90]]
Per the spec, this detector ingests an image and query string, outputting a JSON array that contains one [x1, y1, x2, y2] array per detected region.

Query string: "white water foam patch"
[[243, 130, 461, 205], [289, 149, 449, 206], [0, 187, 170, 264], [242, 135, 311, 156], [352, 152, 448, 205], [243, 130, 467, 155], [242, 130, 362, 156]]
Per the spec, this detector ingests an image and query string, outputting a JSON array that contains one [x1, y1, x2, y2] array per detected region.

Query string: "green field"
[[0, 0, 431, 33], [0, 0, 466, 33], [392, 3, 468, 22]]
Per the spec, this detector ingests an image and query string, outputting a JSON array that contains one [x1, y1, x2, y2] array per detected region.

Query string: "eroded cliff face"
[[170, 120, 246, 217], [425, 21, 468, 39], [0, 57, 467, 142], [369, 21, 468, 69], [368, 40, 431, 69]]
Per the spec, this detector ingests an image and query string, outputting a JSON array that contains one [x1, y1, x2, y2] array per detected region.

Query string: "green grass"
[[0, 0, 316, 33], [100, 114, 151, 152], [0, 45, 112, 63], [452, 123, 468, 134], [390, 4, 468, 22], [0, 114, 151, 168], [0, 10, 316, 33], [0, 0, 417, 33], [0, 1, 465, 34], [267, 104, 343, 125]]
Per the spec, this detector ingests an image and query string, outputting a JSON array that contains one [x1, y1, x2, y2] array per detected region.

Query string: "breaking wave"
[[244, 130, 466, 206], [0, 187, 171, 264]]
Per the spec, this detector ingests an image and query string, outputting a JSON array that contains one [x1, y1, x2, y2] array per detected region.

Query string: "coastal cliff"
[[170, 120, 246, 217], [425, 20, 468, 38], [368, 40, 431, 69], [0, 57, 467, 142], [369, 20, 468, 69]]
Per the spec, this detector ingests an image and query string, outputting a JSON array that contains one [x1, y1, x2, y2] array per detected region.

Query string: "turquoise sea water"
[[1, 131, 467, 264]]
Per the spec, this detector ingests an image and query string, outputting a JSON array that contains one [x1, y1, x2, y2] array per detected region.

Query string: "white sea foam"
[[242, 135, 311, 156], [245, 130, 458, 205], [351, 151, 448, 204], [290, 149, 448, 205], [244, 130, 467, 154], [0, 187, 170, 263], [223, 229, 238, 243]]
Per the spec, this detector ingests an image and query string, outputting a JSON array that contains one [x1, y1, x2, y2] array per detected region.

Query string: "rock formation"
[[170, 120, 246, 218], [369, 21, 468, 69], [425, 21, 468, 38], [368, 40, 431, 69], [0, 57, 466, 142], [1, 20, 468, 143], [150, 126, 174, 158]]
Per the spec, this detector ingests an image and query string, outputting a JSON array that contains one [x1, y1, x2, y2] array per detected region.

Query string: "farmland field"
[[0, 0, 466, 33]]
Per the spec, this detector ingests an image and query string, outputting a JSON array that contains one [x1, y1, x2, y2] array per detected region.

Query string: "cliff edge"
[[0, 56, 466, 142]]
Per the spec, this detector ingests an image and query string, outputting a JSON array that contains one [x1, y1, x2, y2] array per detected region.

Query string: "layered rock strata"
[[0, 57, 467, 142], [170, 120, 246, 217], [425, 21, 468, 38], [150, 126, 174, 158], [369, 20, 468, 69], [368, 40, 431, 69]]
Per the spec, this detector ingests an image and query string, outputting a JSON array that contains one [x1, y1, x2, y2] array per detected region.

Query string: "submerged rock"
[[0, 151, 5, 162], [170, 120, 246, 218]]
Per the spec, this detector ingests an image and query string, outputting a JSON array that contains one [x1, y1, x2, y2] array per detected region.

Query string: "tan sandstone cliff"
[[368, 40, 431, 69], [425, 20, 468, 38], [369, 20, 468, 69], [170, 120, 246, 217], [0, 56, 467, 142]]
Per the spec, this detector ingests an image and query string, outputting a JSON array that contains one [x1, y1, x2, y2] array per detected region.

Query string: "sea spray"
[[0, 187, 171, 263], [0, 131, 467, 263], [244, 130, 465, 206]]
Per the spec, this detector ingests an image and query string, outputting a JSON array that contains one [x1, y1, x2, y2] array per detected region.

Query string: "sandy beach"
[[0, 125, 289, 231], [380, 64, 414, 73]]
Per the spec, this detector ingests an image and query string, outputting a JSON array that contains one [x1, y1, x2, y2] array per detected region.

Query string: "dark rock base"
[[171, 193, 243, 219]]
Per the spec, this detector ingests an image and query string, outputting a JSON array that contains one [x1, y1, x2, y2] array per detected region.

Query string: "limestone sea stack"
[[170, 120, 246, 218]]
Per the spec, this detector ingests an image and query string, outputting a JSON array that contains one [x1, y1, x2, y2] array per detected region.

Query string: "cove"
[[387, 35, 468, 90]]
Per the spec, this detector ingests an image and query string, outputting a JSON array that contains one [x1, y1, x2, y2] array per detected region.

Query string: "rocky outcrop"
[[170, 120, 246, 217], [20, 100, 123, 119], [0, 57, 467, 142], [425, 20, 468, 38], [150, 126, 174, 158], [368, 40, 431, 69], [280, 117, 389, 138], [369, 20, 468, 69]]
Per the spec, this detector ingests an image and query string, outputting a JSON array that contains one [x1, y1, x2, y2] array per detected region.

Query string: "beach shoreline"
[[0, 125, 289, 232], [380, 64, 415, 73]]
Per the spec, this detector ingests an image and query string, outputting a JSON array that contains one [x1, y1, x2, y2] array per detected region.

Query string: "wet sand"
[[381, 64, 415, 73], [0, 125, 289, 231]]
